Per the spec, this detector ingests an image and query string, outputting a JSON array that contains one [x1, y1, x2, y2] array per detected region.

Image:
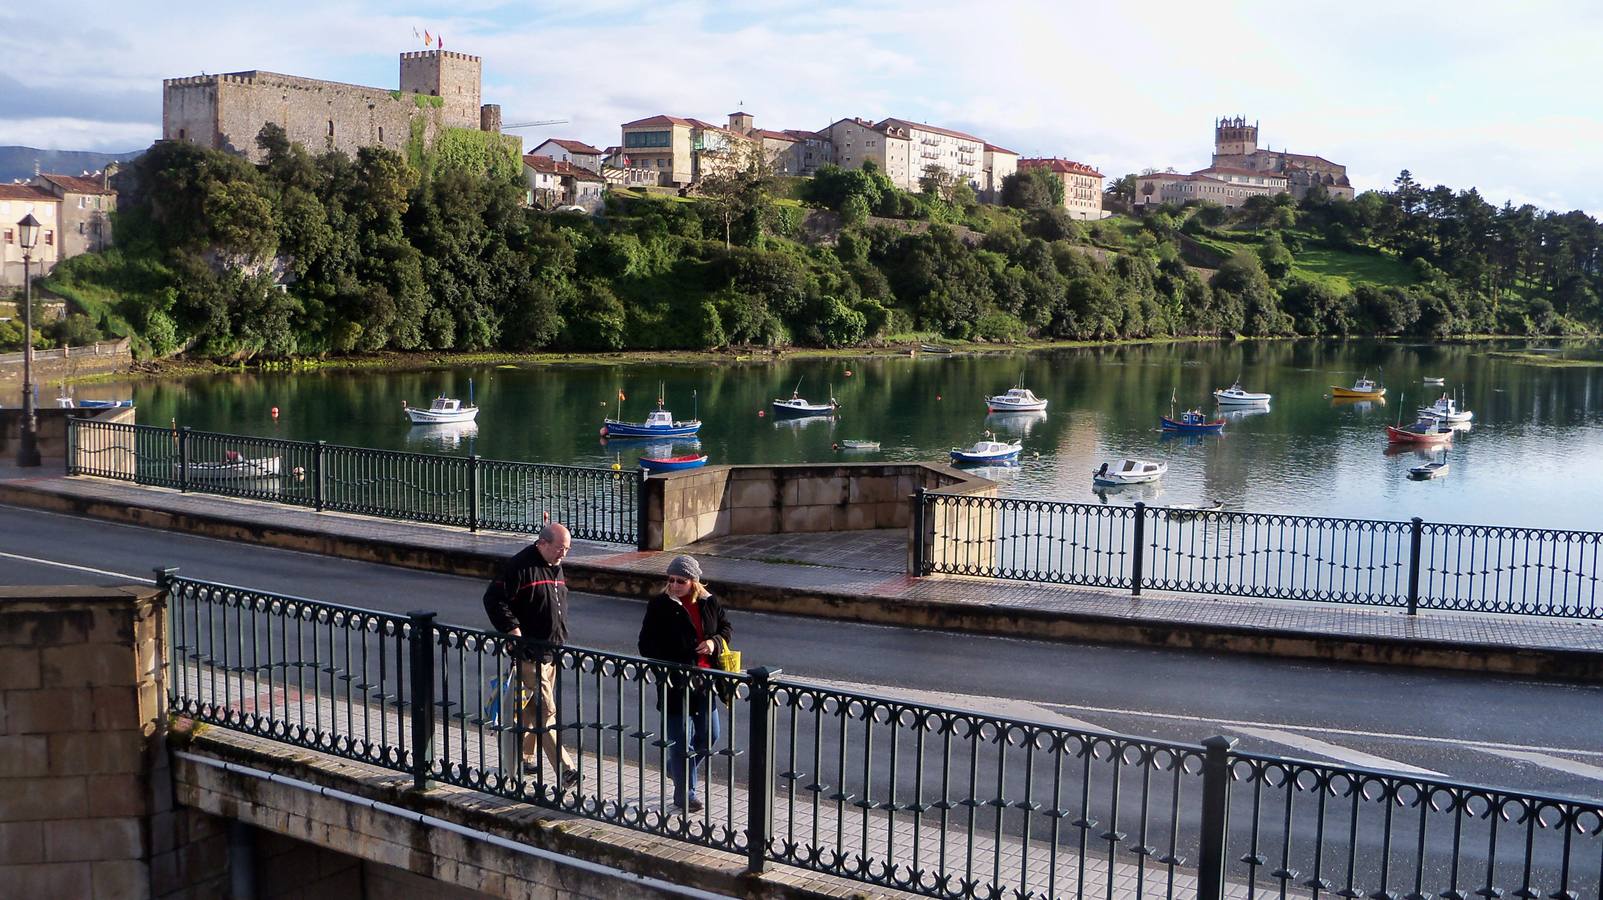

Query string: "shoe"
[[686, 795, 703, 813], [559, 769, 582, 791]]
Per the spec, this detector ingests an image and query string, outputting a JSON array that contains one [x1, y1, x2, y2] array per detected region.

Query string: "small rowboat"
[[184, 455, 283, 481], [839, 440, 880, 451], [405, 396, 478, 424], [1160, 409, 1226, 434], [1164, 500, 1224, 519], [1386, 418, 1454, 445], [56, 398, 134, 409], [1422, 377, 1446, 386], [639, 454, 708, 473], [1331, 375, 1386, 399], [1212, 381, 1271, 405], [919, 343, 953, 354], [1094, 459, 1166, 485], [1409, 460, 1449, 480], [950, 437, 1022, 465]]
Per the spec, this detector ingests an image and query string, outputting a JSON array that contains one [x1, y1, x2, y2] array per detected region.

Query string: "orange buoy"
[[936, 394, 942, 401], [757, 410, 766, 417], [845, 369, 853, 377], [599, 426, 608, 436], [271, 406, 279, 418]]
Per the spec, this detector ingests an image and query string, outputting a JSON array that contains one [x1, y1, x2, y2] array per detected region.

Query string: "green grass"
[[1290, 245, 1416, 292]]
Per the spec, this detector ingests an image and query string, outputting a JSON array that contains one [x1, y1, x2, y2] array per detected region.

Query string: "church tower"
[[1214, 116, 1258, 159]]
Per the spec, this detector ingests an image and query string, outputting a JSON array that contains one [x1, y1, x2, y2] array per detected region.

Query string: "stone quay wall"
[[0, 339, 132, 394]]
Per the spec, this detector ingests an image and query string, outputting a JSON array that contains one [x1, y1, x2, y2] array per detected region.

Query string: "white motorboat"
[[1422, 377, 1446, 386], [839, 440, 880, 451], [1212, 381, 1271, 406], [1163, 500, 1224, 519], [1417, 393, 1472, 424], [985, 386, 1048, 413], [405, 396, 479, 425], [772, 379, 837, 419], [1409, 460, 1449, 480], [1093, 458, 1167, 485]]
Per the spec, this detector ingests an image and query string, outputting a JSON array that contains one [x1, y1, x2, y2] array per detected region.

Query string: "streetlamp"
[[15, 213, 41, 466]]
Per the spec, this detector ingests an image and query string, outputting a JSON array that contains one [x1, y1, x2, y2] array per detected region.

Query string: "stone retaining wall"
[[0, 339, 132, 393], [0, 405, 135, 466]]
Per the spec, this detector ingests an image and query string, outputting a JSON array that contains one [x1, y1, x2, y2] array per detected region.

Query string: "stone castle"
[[162, 50, 503, 163], [1210, 116, 1354, 201]]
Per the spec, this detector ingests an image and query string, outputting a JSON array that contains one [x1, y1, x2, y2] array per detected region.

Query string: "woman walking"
[[637, 555, 731, 812]]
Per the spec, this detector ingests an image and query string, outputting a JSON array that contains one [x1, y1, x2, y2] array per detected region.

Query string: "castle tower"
[[1213, 115, 1258, 158], [399, 50, 482, 129], [728, 111, 754, 135]]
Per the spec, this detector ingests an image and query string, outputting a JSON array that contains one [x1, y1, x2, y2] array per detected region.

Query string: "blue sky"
[[3, 0, 1601, 214]]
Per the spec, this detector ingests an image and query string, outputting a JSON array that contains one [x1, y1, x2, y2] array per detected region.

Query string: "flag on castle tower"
[[413, 27, 420, 39], [424, 29, 432, 46], [438, 36, 444, 50]]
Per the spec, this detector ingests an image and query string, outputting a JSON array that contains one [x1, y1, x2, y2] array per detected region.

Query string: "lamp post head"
[[17, 213, 40, 252]]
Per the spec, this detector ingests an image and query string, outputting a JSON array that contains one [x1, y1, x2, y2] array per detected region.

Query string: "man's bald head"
[[536, 522, 572, 565]]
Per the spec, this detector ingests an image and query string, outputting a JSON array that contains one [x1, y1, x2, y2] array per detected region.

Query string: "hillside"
[[0, 146, 143, 184]]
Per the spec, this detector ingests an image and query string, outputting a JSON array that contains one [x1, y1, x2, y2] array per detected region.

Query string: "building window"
[[328, 120, 335, 138], [78, 196, 87, 209], [45, 230, 54, 246], [79, 222, 86, 234], [3, 229, 11, 244], [179, 128, 187, 140], [624, 131, 671, 149], [378, 126, 385, 142]]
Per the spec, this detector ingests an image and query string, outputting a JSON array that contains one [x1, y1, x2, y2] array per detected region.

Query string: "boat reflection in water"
[[403, 421, 479, 452], [1330, 396, 1386, 412], [1218, 405, 1271, 423], [1093, 481, 1164, 505], [772, 414, 836, 432], [985, 410, 1048, 436]]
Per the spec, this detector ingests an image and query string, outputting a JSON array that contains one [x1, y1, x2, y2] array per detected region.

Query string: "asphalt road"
[[4, 502, 1600, 802]]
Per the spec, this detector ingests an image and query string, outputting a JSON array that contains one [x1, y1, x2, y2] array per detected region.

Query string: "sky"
[[3, 0, 1601, 215]]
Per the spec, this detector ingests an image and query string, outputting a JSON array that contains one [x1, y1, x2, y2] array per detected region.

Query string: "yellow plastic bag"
[[715, 647, 742, 673]]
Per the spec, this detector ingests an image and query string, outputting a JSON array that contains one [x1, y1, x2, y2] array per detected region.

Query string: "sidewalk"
[[4, 464, 1601, 680]]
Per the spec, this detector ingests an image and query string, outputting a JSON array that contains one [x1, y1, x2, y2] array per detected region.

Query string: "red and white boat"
[[1386, 418, 1455, 445]]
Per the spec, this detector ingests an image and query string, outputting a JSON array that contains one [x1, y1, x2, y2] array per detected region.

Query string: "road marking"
[[1045, 701, 1603, 760], [0, 550, 156, 585], [796, 677, 1106, 733], [1474, 748, 1603, 783], [1228, 726, 1446, 777]]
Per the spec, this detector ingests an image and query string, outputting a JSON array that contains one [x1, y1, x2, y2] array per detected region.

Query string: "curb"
[[5, 479, 1601, 682]]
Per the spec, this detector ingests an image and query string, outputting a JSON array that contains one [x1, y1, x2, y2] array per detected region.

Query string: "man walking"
[[483, 521, 579, 791]]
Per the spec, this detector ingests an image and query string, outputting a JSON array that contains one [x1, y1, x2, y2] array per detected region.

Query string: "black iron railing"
[[68, 418, 642, 546], [916, 490, 1603, 620], [159, 571, 1603, 900]]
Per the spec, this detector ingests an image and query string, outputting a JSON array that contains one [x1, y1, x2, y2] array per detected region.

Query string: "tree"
[[1105, 174, 1136, 206], [1001, 168, 1062, 211], [694, 141, 773, 250]]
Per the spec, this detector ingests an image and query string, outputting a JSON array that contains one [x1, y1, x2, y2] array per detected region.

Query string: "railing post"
[[313, 440, 326, 511], [65, 417, 78, 474], [635, 468, 650, 551], [179, 427, 191, 492], [1197, 735, 1236, 900], [744, 666, 782, 874], [911, 487, 928, 576], [468, 454, 480, 532], [1131, 501, 1146, 597], [407, 610, 438, 791], [1407, 516, 1424, 615]]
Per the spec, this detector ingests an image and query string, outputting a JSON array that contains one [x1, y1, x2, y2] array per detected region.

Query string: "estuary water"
[[82, 340, 1603, 532]]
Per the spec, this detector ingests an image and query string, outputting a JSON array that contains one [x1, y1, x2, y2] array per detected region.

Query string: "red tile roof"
[[522, 154, 605, 182], [1138, 172, 1227, 184], [1018, 158, 1105, 178], [541, 139, 603, 156], [983, 143, 1019, 156], [38, 173, 116, 195], [1193, 165, 1284, 179], [750, 128, 798, 143], [621, 114, 693, 129], [876, 117, 990, 146], [782, 129, 825, 142], [0, 184, 58, 202]]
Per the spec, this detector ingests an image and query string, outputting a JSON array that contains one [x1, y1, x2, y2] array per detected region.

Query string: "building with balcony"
[[1017, 158, 1106, 219], [617, 114, 758, 188]]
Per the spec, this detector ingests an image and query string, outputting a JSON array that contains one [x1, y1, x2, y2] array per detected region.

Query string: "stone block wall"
[[0, 405, 135, 467], [0, 339, 133, 394], [640, 461, 991, 551]]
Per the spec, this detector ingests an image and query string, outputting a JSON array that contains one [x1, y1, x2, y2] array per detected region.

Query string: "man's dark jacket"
[[483, 543, 567, 647]]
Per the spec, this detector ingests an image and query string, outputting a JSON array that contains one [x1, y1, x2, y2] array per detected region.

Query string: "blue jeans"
[[666, 695, 721, 805]]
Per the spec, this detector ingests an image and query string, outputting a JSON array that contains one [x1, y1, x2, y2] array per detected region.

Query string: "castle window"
[[178, 128, 187, 140], [328, 120, 335, 138]]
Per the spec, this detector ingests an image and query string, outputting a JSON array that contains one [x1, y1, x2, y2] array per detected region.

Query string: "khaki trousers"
[[517, 659, 575, 778]]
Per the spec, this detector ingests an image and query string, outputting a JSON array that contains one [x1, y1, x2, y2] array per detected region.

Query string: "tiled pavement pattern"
[[6, 467, 1602, 656], [171, 659, 1253, 900], [687, 529, 909, 573]]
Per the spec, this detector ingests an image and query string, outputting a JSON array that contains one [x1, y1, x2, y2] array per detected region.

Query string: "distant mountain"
[[0, 146, 144, 185]]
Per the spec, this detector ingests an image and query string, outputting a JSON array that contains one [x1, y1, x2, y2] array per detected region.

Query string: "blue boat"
[[949, 436, 1023, 465], [639, 454, 708, 473], [1160, 409, 1225, 434], [603, 389, 701, 438]]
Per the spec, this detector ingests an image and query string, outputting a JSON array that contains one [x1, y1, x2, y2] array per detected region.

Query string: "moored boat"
[[57, 397, 134, 409], [1386, 418, 1455, 445], [1409, 460, 1450, 480], [839, 440, 880, 451], [1422, 376, 1446, 386], [950, 435, 1022, 465], [985, 386, 1048, 413], [184, 454, 283, 481], [772, 380, 837, 419], [1160, 409, 1226, 434], [1212, 381, 1271, 405], [1417, 393, 1472, 424], [1331, 375, 1386, 399], [639, 454, 709, 473], [919, 343, 953, 354], [404, 396, 478, 424], [603, 391, 701, 438], [1163, 499, 1225, 518], [1093, 459, 1167, 485]]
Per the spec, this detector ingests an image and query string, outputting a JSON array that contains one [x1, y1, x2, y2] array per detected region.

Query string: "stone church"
[[1209, 117, 1354, 201]]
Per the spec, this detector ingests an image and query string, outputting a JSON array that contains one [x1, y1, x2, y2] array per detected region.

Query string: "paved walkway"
[[4, 464, 1602, 671]]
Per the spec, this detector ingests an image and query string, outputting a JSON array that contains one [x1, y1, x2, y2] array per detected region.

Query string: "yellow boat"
[[1330, 375, 1386, 399]]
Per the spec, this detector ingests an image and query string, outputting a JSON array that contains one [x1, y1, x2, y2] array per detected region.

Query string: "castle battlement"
[[400, 50, 481, 63], [163, 75, 218, 88]]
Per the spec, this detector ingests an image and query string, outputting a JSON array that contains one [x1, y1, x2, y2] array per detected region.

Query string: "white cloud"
[[2, 0, 1599, 214]]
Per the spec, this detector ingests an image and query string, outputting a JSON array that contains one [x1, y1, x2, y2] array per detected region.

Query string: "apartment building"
[[0, 185, 61, 288], [1017, 158, 1106, 220], [820, 118, 913, 187], [1133, 171, 1279, 209], [529, 139, 605, 174], [618, 114, 757, 188]]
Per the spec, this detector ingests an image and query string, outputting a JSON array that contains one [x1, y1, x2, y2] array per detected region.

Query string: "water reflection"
[[1093, 482, 1165, 505], [1218, 405, 1271, 423], [403, 422, 479, 452], [985, 410, 1048, 436]]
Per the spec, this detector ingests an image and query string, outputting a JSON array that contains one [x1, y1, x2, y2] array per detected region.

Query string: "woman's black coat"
[[638, 591, 732, 711]]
